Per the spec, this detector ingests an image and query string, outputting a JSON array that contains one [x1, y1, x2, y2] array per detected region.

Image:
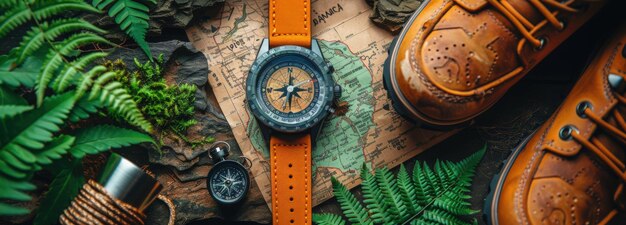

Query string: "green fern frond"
[[0, 160, 27, 179], [53, 52, 109, 92], [407, 146, 485, 224], [0, 176, 35, 216], [331, 176, 373, 225], [0, 50, 44, 88], [92, 0, 154, 58], [316, 147, 486, 225], [0, 84, 27, 105], [0, 0, 100, 39], [34, 135, 75, 166], [31, 0, 100, 21], [0, 2, 29, 38], [397, 164, 419, 215], [0, 105, 33, 118], [34, 160, 85, 225], [313, 214, 347, 225], [412, 209, 472, 225], [13, 19, 106, 65], [36, 32, 111, 105], [89, 73, 152, 131], [0, 92, 75, 179], [0, 176, 35, 202], [0, 0, 19, 9], [75, 65, 108, 98], [413, 162, 435, 205], [0, 92, 75, 150], [68, 96, 101, 122], [359, 164, 389, 224], [69, 125, 153, 158], [375, 168, 407, 223]]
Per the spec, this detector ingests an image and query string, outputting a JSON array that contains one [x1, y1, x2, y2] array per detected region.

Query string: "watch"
[[245, 0, 341, 224]]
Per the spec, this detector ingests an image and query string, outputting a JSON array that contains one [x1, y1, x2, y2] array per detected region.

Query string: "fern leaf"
[[34, 135, 75, 166], [0, 176, 35, 202], [34, 160, 85, 225], [0, 203, 30, 216], [89, 73, 152, 131], [330, 176, 373, 225], [433, 192, 478, 216], [36, 33, 110, 105], [413, 162, 435, 205], [32, 0, 100, 21], [0, 92, 75, 155], [0, 0, 19, 9], [0, 160, 28, 179], [312, 214, 347, 225], [397, 164, 419, 215], [414, 209, 472, 225], [13, 19, 106, 65], [69, 125, 153, 158], [0, 105, 33, 118], [0, 150, 33, 171], [375, 167, 407, 223], [0, 49, 45, 88], [0, 84, 27, 105], [408, 146, 486, 224], [0, 2, 30, 38], [93, 0, 153, 58], [423, 163, 443, 196], [68, 96, 101, 122], [360, 164, 389, 224], [53, 52, 108, 92], [75, 65, 108, 98]]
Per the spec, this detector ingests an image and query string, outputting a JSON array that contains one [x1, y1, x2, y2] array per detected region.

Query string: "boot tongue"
[[503, 0, 544, 24]]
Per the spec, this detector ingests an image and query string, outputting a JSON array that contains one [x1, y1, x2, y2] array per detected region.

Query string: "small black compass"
[[207, 141, 250, 206]]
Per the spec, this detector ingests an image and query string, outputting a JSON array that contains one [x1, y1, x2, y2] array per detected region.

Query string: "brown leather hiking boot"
[[485, 25, 626, 225], [383, 0, 606, 128]]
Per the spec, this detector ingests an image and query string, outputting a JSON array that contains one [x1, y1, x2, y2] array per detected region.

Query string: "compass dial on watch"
[[263, 66, 317, 114], [207, 161, 250, 205], [247, 46, 336, 133]]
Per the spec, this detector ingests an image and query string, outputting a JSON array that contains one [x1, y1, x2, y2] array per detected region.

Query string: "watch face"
[[247, 44, 335, 133], [207, 161, 250, 205], [263, 66, 317, 114]]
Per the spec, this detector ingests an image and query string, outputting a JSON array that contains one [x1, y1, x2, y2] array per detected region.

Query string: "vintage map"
[[186, 0, 457, 207]]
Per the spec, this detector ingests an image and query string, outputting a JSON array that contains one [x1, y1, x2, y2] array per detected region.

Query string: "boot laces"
[[562, 78, 626, 183], [487, 0, 583, 48]]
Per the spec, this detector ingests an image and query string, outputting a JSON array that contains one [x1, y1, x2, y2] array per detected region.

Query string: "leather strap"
[[268, 0, 311, 48], [270, 134, 312, 225]]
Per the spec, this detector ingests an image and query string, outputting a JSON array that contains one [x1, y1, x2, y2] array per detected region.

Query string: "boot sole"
[[483, 131, 535, 225]]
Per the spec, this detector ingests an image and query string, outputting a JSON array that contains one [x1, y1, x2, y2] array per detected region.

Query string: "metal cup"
[[98, 153, 162, 211]]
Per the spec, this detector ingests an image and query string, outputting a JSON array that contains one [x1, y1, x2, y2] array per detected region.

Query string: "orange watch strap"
[[270, 134, 312, 225], [268, 0, 311, 48]]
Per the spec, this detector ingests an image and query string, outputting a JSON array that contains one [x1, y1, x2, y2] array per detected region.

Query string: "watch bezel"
[[246, 45, 335, 133]]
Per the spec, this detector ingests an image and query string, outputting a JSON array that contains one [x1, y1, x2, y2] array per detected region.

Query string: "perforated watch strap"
[[268, 0, 311, 48], [270, 134, 312, 225]]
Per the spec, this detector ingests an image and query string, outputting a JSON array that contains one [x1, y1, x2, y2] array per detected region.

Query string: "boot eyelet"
[[559, 125, 578, 140], [576, 101, 592, 118], [534, 37, 547, 51]]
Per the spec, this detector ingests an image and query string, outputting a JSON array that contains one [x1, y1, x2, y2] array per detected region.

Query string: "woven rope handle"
[[60, 180, 176, 225]]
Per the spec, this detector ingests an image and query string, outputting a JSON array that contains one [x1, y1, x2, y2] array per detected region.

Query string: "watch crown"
[[333, 85, 342, 99], [328, 65, 335, 74]]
